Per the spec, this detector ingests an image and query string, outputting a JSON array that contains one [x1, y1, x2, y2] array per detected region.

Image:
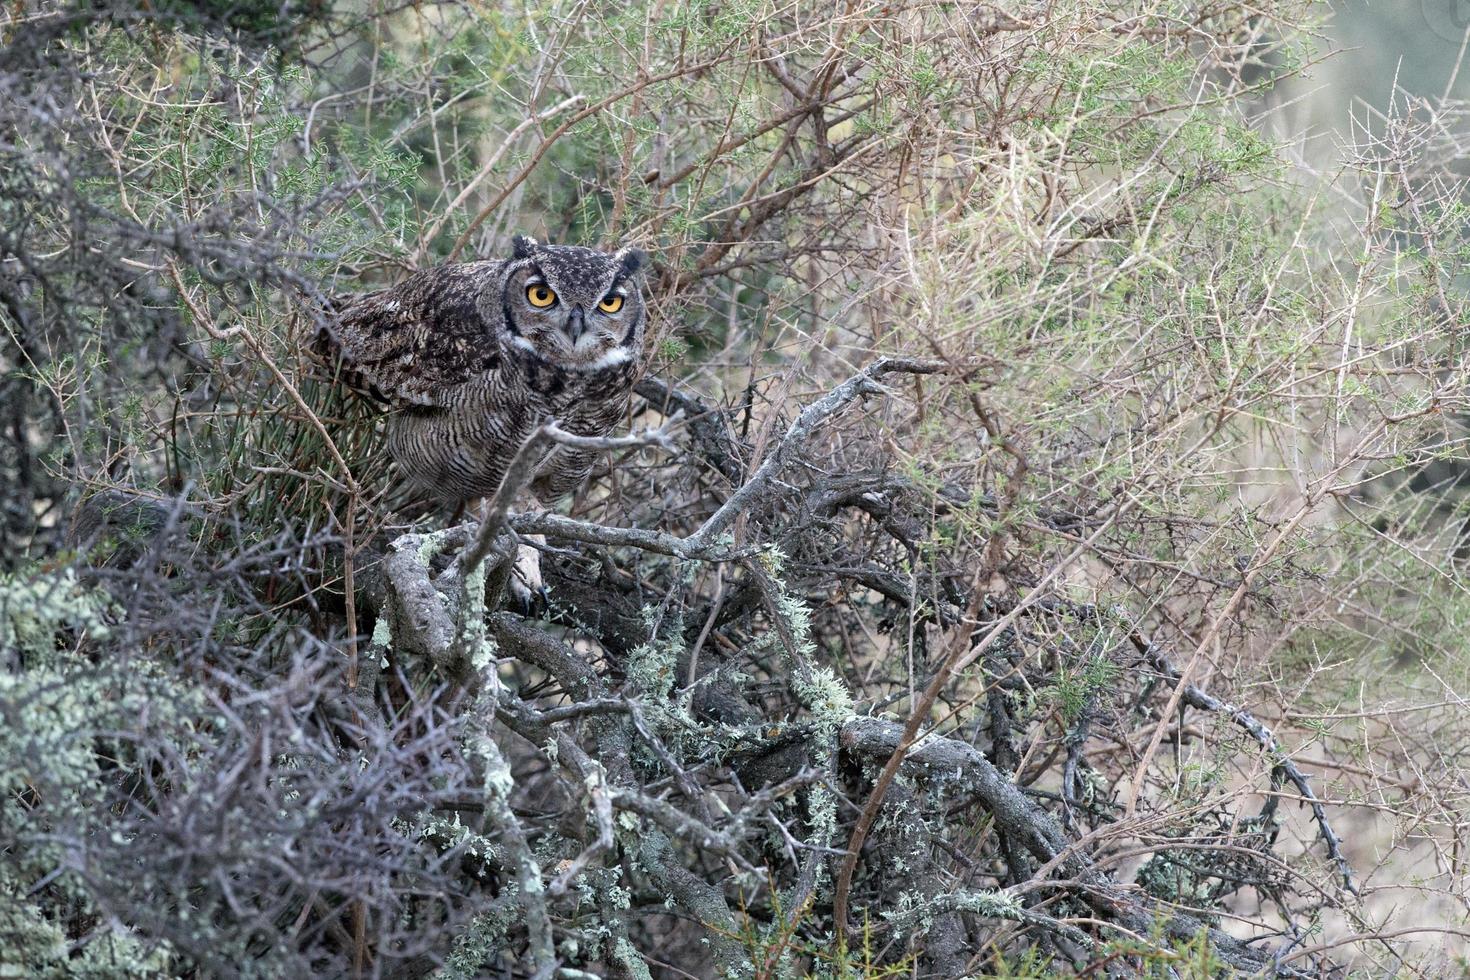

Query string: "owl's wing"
[[317, 260, 506, 408]]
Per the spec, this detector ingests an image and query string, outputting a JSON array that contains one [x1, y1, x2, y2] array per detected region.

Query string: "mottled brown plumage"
[[319, 235, 648, 505]]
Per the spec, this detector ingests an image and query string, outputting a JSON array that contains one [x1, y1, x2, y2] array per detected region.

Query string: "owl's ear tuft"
[[511, 234, 539, 259], [615, 246, 648, 280]]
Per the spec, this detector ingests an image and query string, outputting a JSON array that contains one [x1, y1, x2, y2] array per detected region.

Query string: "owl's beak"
[[565, 307, 587, 342]]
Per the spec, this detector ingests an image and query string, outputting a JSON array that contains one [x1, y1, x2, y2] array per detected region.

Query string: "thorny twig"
[[1132, 633, 1359, 896]]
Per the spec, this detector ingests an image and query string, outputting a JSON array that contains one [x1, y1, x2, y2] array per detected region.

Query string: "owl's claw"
[[507, 535, 549, 618], [509, 581, 549, 618]]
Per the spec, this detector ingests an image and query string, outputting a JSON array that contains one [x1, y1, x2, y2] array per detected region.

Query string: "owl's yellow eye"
[[526, 283, 556, 308], [598, 294, 624, 314]]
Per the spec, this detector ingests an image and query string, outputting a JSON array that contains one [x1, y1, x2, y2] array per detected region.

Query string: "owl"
[[319, 235, 649, 510]]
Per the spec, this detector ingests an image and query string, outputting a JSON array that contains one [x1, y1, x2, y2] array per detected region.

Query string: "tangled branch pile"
[[6, 1, 1470, 976]]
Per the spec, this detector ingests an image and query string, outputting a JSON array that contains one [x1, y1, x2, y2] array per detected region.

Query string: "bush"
[[5, 0, 1470, 976]]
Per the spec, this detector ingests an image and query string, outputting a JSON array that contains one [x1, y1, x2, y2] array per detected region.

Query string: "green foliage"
[[1047, 650, 1119, 726], [725, 890, 919, 980]]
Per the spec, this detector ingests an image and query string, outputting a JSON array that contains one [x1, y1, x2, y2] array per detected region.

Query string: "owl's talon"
[[507, 581, 541, 617], [507, 535, 548, 618], [507, 583, 549, 618]]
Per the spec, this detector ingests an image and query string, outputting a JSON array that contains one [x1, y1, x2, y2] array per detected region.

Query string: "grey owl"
[[320, 235, 649, 508]]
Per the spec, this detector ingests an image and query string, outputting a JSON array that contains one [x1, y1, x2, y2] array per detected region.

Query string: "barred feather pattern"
[[319, 239, 645, 505], [386, 352, 635, 502]]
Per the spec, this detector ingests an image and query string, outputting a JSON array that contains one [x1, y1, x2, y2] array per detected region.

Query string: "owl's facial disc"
[[503, 243, 645, 370]]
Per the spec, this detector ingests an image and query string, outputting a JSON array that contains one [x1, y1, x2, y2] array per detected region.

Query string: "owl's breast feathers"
[[508, 340, 637, 409]]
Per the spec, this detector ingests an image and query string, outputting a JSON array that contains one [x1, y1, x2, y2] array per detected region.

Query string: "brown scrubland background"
[[6, 1, 1470, 977]]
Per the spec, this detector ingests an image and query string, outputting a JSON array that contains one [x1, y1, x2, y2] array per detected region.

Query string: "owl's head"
[[497, 235, 649, 371]]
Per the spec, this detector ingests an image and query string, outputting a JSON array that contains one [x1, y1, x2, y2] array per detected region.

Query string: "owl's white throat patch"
[[578, 347, 632, 372], [510, 333, 629, 371]]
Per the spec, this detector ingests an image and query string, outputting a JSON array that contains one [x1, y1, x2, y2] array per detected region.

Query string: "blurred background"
[[1287, 3, 1470, 162]]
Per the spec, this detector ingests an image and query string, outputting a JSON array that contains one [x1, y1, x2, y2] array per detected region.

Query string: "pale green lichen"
[[757, 543, 787, 579], [413, 527, 452, 565], [612, 936, 654, 980], [574, 871, 600, 916], [66, 926, 175, 979], [436, 907, 515, 980], [626, 628, 681, 700], [563, 867, 640, 963], [0, 658, 181, 803], [472, 732, 516, 801], [773, 590, 817, 658], [807, 786, 839, 848], [606, 882, 632, 910], [758, 555, 857, 730], [401, 812, 502, 878], [369, 615, 392, 651], [0, 568, 116, 663], [793, 665, 856, 731], [459, 554, 498, 678], [0, 669, 103, 796], [0, 884, 174, 980], [885, 888, 1023, 936], [0, 890, 66, 979]]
